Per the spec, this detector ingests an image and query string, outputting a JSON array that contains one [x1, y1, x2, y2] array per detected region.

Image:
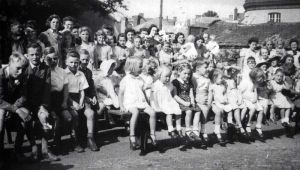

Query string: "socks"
[[185, 127, 192, 135], [168, 126, 175, 132], [214, 125, 221, 134], [176, 125, 182, 131], [192, 127, 199, 136], [228, 117, 233, 124], [246, 125, 252, 133]]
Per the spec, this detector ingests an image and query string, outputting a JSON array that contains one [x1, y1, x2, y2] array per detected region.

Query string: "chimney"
[[234, 7, 238, 20], [173, 17, 177, 22]]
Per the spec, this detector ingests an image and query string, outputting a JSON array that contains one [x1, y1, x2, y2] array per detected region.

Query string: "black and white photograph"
[[0, 0, 300, 169]]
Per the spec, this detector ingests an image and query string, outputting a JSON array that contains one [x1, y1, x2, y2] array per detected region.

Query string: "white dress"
[[140, 74, 154, 100], [238, 79, 262, 111], [226, 79, 244, 110], [210, 83, 232, 112], [119, 74, 149, 111], [151, 80, 181, 115], [269, 80, 293, 109]]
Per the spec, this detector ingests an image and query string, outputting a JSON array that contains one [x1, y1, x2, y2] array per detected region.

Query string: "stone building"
[[242, 0, 300, 25]]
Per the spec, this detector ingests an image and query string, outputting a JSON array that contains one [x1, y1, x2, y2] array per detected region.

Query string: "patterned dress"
[[172, 79, 200, 111], [270, 80, 293, 109]]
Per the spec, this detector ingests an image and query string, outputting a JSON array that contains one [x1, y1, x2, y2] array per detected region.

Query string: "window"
[[269, 13, 281, 23]]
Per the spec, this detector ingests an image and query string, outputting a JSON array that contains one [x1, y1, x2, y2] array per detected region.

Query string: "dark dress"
[[172, 79, 200, 112]]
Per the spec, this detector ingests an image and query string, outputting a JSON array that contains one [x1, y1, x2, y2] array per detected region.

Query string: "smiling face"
[[291, 42, 298, 51], [177, 35, 184, 44], [261, 49, 269, 59], [97, 34, 105, 44], [50, 18, 60, 31], [27, 47, 41, 66], [274, 71, 284, 83], [66, 56, 79, 72], [118, 36, 126, 47], [80, 54, 90, 68], [285, 56, 293, 65], [249, 42, 257, 51], [80, 30, 89, 42], [134, 37, 142, 48], [196, 39, 204, 47], [247, 59, 256, 69]]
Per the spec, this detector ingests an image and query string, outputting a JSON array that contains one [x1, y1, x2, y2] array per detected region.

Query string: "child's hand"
[[120, 105, 126, 113], [73, 102, 81, 111], [16, 108, 32, 122], [184, 101, 191, 107]]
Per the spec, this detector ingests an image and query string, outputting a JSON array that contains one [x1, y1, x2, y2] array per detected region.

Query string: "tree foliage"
[[202, 10, 219, 17], [0, 0, 126, 28]]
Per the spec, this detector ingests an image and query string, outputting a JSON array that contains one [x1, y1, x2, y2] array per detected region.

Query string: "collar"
[[29, 62, 39, 69], [4, 66, 10, 79], [65, 67, 80, 76], [177, 78, 184, 84]]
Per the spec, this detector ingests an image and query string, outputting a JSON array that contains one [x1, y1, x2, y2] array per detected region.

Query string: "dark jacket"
[[0, 66, 27, 112], [79, 66, 96, 98], [25, 62, 51, 110]]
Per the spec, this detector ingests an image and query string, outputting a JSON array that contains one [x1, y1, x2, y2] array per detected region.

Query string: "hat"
[[267, 55, 280, 63], [256, 61, 270, 68]]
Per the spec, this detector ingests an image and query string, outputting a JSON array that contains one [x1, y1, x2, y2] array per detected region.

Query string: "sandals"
[[129, 135, 137, 150]]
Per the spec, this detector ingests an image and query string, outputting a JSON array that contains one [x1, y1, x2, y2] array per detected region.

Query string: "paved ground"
[[3, 121, 300, 170]]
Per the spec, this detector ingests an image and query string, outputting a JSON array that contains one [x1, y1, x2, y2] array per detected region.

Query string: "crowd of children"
[[1, 14, 300, 164]]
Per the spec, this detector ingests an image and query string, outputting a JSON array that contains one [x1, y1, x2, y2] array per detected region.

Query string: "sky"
[[119, 0, 245, 19]]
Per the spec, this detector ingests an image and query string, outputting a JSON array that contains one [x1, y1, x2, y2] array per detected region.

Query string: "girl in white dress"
[[239, 68, 264, 137], [118, 57, 157, 149], [225, 69, 246, 136], [151, 66, 182, 138], [269, 69, 293, 127]]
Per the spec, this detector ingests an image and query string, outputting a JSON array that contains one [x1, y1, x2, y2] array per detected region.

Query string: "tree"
[[0, 0, 127, 29], [202, 10, 219, 17]]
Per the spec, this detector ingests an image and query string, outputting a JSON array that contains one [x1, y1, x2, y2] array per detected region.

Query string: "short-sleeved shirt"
[[65, 67, 89, 93], [287, 50, 300, 68], [51, 66, 68, 92]]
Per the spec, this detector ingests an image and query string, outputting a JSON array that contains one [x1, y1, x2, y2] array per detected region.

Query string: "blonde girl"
[[118, 57, 157, 150], [172, 63, 201, 141], [151, 66, 182, 138]]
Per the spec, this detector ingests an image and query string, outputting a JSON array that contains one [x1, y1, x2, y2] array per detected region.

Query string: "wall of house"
[[242, 8, 300, 25]]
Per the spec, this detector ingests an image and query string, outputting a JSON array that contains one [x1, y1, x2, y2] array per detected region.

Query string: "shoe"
[[42, 152, 60, 161], [87, 137, 99, 152], [168, 131, 179, 138], [255, 128, 265, 142], [227, 124, 235, 142], [282, 122, 289, 127], [200, 133, 209, 145], [189, 131, 202, 142], [129, 135, 137, 150], [150, 134, 158, 147], [185, 131, 195, 141], [74, 145, 84, 153], [215, 133, 226, 146]]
